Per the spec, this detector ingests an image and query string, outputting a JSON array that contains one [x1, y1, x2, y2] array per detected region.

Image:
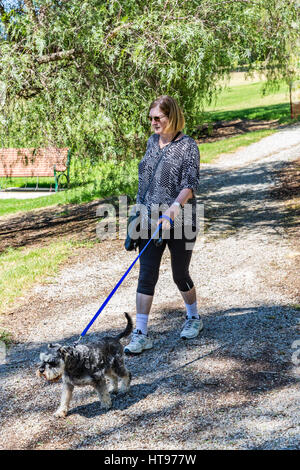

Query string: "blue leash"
[[75, 216, 172, 343]]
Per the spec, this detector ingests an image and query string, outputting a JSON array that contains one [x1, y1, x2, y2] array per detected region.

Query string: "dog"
[[36, 312, 133, 418]]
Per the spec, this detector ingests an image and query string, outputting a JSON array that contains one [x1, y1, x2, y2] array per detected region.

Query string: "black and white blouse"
[[136, 133, 200, 231]]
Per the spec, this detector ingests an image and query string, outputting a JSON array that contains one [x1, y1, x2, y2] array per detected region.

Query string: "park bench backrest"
[[0, 148, 69, 178], [291, 102, 300, 120]]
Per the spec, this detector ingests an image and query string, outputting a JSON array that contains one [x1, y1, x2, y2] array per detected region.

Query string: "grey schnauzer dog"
[[36, 313, 133, 418]]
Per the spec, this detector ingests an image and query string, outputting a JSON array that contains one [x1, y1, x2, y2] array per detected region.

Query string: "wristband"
[[173, 201, 183, 209]]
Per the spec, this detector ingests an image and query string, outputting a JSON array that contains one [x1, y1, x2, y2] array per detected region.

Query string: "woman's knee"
[[173, 274, 194, 292], [137, 264, 159, 296]]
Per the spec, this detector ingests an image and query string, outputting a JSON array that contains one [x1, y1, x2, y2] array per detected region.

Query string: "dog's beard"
[[36, 363, 64, 382]]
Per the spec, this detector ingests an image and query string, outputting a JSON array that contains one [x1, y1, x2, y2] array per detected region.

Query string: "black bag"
[[124, 210, 141, 251], [125, 132, 181, 251]]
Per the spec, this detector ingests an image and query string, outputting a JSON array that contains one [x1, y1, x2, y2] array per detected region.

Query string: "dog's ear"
[[48, 343, 75, 359], [39, 352, 47, 362], [48, 343, 62, 350], [58, 346, 74, 359], [48, 343, 73, 359]]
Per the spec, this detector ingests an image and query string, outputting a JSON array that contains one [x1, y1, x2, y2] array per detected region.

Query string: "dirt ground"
[[0, 156, 298, 255], [194, 118, 280, 143], [270, 157, 300, 300], [0, 120, 292, 256], [1, 128, 300, 450], [0, 199, 105, 254]]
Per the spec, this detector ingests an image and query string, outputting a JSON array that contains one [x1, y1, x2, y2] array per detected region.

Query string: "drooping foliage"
[[0, 0, 299, 161]]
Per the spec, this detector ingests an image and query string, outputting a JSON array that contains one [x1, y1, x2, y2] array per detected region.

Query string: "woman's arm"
[[173, 187, 194, 207], [158, 188, 193, 230]]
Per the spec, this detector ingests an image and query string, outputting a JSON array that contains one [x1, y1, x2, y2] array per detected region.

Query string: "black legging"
[[137, 229, 197, 296]]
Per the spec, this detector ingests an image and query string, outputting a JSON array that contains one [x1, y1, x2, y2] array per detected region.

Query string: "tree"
[[0, 0, 299, 161]]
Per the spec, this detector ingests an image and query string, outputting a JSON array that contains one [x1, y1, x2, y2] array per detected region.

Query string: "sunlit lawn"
[[199, 78, 294, 162], [0, 240, 93, 315], [205, 80, 290, 117], [0, 77, 297, 215], [199, 128, 277, 163]]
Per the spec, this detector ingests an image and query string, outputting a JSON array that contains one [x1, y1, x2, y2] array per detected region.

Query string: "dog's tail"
[[116, 312, 133, 340]]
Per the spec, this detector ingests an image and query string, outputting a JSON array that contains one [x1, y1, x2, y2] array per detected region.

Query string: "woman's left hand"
[[157, 204, 181, 230]]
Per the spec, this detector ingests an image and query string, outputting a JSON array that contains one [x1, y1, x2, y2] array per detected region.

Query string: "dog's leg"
[[106, 370, 118, 394], [114, 359, 131, 393], [120, 370, 131, 393], [93, 379, 112, 409], [54, 383, 74, 418]]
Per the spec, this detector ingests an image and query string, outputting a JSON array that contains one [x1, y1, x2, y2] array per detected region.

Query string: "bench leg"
[[54, 168, 58, 192]]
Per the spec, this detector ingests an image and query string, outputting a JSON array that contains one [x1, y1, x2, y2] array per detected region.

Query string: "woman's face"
[[149, 105, 170, 136]]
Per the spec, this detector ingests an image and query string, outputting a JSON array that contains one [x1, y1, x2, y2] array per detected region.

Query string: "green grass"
[[0, 78, 297, 217], [0, 176, 57, 190], [0, 158, 139, 217], [0, 240, 93, 314], [204, 81, 291, 121], [0, 76, 296, 320], [199, 128, 277, 163], [0, 192, 64, 217], [205, 102, 292, 125], [291, 304, 300, 311], [197, 79, 297, 163], [0, 329, 13, 346]]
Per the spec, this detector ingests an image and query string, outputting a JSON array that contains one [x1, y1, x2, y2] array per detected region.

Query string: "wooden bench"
[[0, 147, 71, 192], [291, 102, 300, 120]]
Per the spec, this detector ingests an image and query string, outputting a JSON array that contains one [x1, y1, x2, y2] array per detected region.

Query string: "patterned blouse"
[[136, 133, 200, 231]]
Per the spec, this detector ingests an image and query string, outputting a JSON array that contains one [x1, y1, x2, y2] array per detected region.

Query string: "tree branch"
[[36, 49, 80, 65], [0, 1, 10, 28], [105, 23, 133, 43], [23, 0, 38, 25], [0, 2, 5, 16]]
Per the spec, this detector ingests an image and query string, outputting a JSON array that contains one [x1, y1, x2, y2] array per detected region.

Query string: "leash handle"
[[154, 215, 174, 248], [79, 223, 162, 338]]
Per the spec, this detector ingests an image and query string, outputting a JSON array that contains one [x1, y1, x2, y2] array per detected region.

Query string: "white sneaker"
[[124, 329, 153, 355], [180, 316, 203, 339]]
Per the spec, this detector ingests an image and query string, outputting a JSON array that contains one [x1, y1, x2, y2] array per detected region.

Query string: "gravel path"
[[0, 190, 55, 199], [1, 125, 300, 450]]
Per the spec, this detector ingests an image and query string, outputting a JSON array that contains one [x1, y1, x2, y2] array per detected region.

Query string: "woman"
[[124, 95, 202, 354]]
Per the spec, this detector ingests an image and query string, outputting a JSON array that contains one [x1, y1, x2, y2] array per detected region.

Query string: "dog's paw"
[[120, 373, 131, 393], [53, 408, 68, 418], [101, 399, 112, 410], [108, 385, 118, 394]]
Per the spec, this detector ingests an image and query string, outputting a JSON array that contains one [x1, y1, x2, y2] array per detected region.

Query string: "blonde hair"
[[149, 95, 185, 133]]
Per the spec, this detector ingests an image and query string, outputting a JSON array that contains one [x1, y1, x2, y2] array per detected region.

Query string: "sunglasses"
[[148, 115, 167, 122]]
